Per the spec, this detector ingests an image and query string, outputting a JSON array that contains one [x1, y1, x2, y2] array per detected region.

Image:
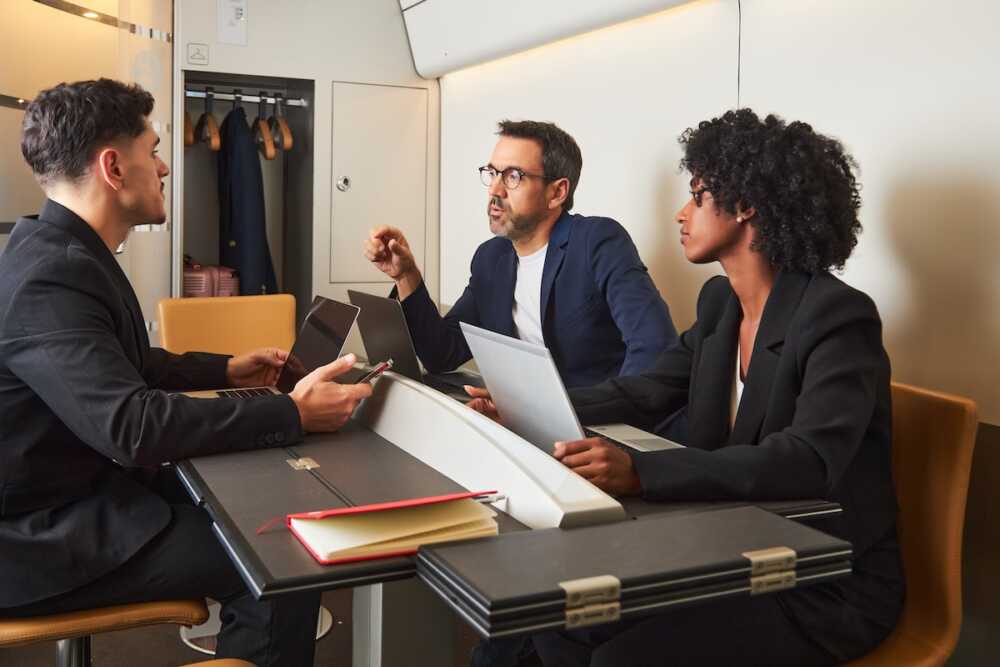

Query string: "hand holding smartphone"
[[358, 358, 394, 384]]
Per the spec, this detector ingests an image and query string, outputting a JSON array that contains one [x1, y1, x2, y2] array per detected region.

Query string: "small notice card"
[[217, 0, 248, 46]]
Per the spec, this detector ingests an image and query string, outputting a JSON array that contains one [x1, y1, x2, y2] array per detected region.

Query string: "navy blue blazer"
[[218, 107, 278, 295], [400, 212, 677, 388]]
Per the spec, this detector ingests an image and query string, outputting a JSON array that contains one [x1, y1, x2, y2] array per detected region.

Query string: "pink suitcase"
[[183, 260, 240, 297]]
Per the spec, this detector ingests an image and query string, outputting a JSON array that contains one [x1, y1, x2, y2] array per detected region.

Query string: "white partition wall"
[[356, 373, 626, 529]]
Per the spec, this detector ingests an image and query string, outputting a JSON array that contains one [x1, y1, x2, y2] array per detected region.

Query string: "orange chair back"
[[846, 382, 978, 666], [158, 295, 296, 356]]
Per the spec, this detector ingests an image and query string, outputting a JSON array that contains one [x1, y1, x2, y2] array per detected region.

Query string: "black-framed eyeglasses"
[[690, 186, 709, 207], [479, 165, 550, 190]]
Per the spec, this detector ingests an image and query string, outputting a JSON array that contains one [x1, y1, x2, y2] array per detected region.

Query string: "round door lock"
[[336, 176, 351, 192]]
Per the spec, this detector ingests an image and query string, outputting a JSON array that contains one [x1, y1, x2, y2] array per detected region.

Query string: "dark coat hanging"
[[218, 106, 279, 295]]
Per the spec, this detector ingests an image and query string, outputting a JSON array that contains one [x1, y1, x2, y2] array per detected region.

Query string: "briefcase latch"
[[559, 575, 621, 629], [749, 570, 797, 595], [286, 457, 320, 471], [565, 601, 621, 629], [742, 546, 797, 575]]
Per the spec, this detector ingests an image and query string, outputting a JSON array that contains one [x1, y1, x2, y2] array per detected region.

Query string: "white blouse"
[[730, 347, 745, 430]]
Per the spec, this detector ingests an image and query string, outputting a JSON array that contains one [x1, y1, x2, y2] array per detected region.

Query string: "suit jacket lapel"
[[494, 248, 518, 337], [729, 271, 809, 445], [539, 212, 571, 339], [688, 291, 740, 451], [38, 200, 149, 355]]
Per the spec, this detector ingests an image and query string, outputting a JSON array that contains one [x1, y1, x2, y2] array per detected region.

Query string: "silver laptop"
[[183, 296, 359, 399], [459, 323, 683, 454], [346, 289, 483, 396]]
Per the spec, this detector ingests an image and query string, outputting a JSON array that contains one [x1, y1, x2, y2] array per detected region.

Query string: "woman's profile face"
[[675, 179, 747, 265]]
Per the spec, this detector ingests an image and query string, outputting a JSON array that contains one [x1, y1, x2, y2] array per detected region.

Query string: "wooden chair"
[[158, 295, 296, 356], [845, 382, 978, 666], [0, 599, 209, 666]]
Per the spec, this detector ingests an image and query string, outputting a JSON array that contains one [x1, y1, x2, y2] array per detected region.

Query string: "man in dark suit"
[[0, 79, 371, 666], [364, 120, 677, 389]]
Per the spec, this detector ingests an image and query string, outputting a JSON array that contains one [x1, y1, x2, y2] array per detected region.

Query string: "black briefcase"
[[416, 505, 852, 638]]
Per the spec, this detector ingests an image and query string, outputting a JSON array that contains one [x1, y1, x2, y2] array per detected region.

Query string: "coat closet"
[[181, 72, 315, 322]]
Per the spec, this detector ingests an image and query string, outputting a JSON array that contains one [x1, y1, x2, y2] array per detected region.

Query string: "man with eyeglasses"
[[363, 120, 676, 390]]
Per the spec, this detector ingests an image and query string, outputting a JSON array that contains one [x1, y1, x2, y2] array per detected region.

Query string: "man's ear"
[[96, 147, 124, 192], [548, 177, 570, 211]]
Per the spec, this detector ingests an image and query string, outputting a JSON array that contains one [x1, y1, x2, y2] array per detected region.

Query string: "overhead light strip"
[[33, 0, 172, 43]]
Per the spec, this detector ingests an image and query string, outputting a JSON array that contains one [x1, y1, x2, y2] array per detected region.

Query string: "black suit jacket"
[[570, 271, 903, 658], [0, 201, 302, 608]]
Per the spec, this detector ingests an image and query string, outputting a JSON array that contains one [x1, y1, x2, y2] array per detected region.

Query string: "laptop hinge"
[[742, 546, 797, 575]]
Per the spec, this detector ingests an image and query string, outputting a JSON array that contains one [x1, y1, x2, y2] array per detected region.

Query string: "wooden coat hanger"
[[269, 93, 293, 152], [194, 87, 221, 151], [183, 109, 195, 147], [254, 91, 276, 160]]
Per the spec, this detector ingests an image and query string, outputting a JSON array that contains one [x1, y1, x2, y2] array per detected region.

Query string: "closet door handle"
[[336, 176, 351, 192]]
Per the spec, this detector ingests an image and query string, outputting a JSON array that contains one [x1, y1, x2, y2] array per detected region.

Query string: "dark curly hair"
[[21, 78, 154, 186], [679, 109, 862, 272], [498, 119, 582, 211]]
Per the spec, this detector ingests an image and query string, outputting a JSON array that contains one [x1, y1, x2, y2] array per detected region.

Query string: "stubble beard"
[[488, 196, 542, 242]]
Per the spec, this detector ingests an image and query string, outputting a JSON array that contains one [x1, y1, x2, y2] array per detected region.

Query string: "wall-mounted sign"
[[187, 42, 210, 66], [217, 0, 248, 46]]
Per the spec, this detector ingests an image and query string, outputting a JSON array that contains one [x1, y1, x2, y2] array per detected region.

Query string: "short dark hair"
[[497, 119, 582, 211], [21, 78, 154, 186], [680, 109, 862, 273]]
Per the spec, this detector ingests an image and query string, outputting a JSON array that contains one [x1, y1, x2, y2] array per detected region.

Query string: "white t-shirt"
[[512, 244, 548, 346]]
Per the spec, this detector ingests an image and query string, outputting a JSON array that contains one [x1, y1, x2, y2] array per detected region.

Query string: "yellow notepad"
[[286, 491, 498, 564]]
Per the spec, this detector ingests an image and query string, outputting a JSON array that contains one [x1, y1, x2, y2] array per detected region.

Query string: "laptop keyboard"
[[216, 387, 276, 398]]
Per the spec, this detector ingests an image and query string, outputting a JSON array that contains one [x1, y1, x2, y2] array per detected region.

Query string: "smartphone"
[[359, 358, 394, 384]]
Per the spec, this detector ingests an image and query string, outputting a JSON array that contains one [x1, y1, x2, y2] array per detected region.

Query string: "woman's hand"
[[554, 437, 643, 496]]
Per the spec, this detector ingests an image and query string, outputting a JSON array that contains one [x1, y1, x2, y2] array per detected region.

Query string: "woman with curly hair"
[[475, 110, 904, 665]]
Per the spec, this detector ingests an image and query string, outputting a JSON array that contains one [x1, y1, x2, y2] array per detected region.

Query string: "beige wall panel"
[[0, 0, 119, 225], [329, 83, 428, 284], [0, 108, 44, 222], [0, 1, 118, 97], [738, 0, 1000, 423]]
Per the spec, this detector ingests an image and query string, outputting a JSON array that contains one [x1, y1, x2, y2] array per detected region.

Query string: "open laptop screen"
[[460, 323, 585, 453], [276, 297, 360, 394]]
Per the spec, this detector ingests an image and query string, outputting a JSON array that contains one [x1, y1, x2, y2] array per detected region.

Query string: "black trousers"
[[528, 594, 839, 667], [4, 502, 320, 667]]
